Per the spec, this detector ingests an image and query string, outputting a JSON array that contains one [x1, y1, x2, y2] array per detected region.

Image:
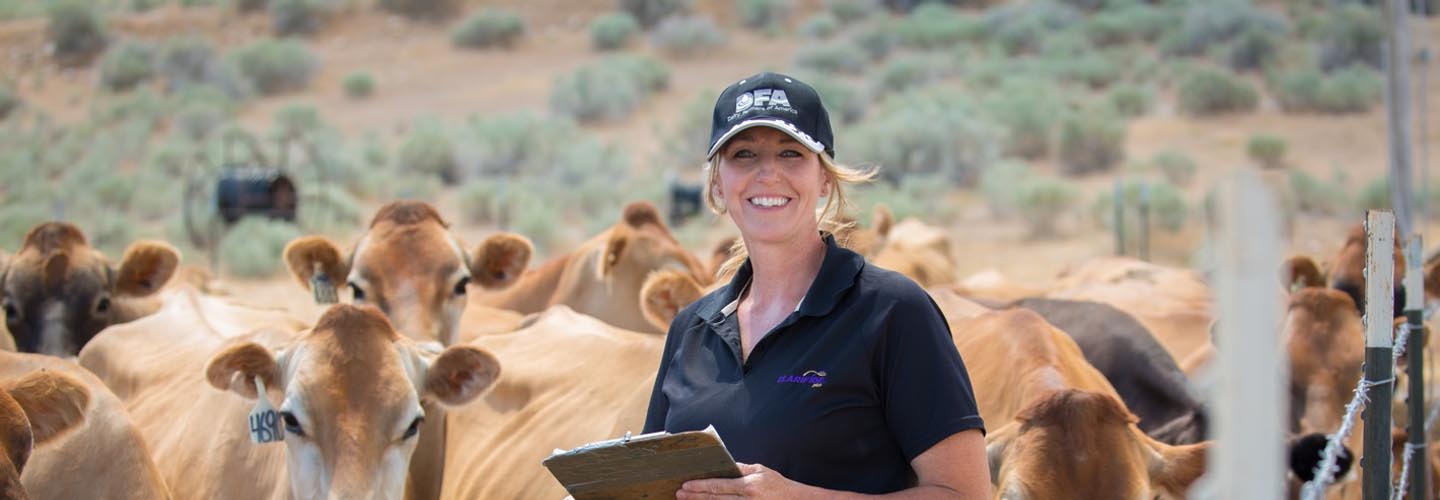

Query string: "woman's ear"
[[820, 181, 830, 197]]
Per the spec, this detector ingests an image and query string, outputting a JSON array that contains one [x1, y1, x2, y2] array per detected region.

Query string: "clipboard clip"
[[622, 431, 632, 443]]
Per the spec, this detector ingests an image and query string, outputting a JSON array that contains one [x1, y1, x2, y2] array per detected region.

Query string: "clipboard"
[[542, 425, 743, 500]]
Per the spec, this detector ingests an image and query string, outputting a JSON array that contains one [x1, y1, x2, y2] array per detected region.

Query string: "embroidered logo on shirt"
[[777, 370, 826, 388]]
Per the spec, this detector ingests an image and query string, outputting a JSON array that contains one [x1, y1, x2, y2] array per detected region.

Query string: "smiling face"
[[713, 127, 829, 247]]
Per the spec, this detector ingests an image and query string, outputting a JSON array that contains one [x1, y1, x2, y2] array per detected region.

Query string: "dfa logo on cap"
[[735, 88, 793, 114]]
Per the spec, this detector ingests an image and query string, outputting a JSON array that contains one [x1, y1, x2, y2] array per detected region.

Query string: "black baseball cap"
[[707, 72, 835, 161]]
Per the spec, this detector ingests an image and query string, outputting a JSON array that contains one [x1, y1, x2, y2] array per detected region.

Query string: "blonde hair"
[[705, 152, 877, 279]]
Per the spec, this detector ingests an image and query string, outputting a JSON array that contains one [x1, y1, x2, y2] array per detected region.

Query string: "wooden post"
[[1406, 235, 1429, 500], [1362, 210, 1396, 500], [1196, 170, 1283, 499], [1385, 0, 1417, 237]]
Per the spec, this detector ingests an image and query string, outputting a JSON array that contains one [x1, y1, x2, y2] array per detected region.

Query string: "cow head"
[[283, 201, 532, 346], [1, 370, 90, 499], [1282, 258, 1363, 484], [1328, 224, 1406, 316], [205, 304, 499, 500], [1, 223, 179, 356], [557, 201, 711, 333], [985, 389, 1208, 500]]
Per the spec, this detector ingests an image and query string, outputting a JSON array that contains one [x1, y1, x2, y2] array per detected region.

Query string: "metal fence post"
[[1406, 235, 1429, 500], [1362, 210, 1396, 500]]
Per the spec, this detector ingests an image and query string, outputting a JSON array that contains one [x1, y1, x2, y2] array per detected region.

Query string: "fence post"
[[1114, 179, 1126, 257], [1406, 235, 1429, 500], [1362, 210, 1396, 500], [1139, 181, 1152, 262], [1384, 0, 1417, 237], [1197, 170, 1283, 499]]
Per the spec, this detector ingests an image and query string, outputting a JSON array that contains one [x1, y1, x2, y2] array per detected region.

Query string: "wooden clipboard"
[[542, 426, 742, 500]]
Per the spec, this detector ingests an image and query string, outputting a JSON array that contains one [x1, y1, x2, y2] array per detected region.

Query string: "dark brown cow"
[[0, 370, 89, 500], [1012, 298, 1208, 445], [1, 223, 179, 356]]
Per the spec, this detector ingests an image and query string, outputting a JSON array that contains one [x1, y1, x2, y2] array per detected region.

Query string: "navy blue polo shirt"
[[642, 235, 984, 494]]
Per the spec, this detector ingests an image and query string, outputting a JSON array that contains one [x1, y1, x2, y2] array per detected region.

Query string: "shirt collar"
[[702, 233, 864, 325]]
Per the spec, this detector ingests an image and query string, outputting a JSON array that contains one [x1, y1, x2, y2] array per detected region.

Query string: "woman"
[[642, 72, 990, 499]]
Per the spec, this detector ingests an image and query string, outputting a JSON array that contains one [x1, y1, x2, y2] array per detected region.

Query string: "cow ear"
[[205, 342, 280, 400], [984, 422, 1018, 486], [424, 345, 501, 407], [1149, 440, 1210, 495], [471, 232, 532, 290], [600, 226, 631, 279], [1424, 257, 1440, 306], [0, 248, 9, 293], [1280, 255, 1325, 292], [283, 236, 349, 292], [113, 241, 180, 297], [5, 370, 90, 446], [873, 203, 894, 239], [640, 270, 704, 332]]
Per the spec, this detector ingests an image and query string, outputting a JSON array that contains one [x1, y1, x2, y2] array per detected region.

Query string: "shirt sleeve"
[[641, 308, 688, 433], [880, 290, 986, 462]]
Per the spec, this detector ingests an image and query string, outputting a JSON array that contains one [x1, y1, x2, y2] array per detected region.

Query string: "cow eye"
[[281, 411, 306, 438], [349, 283, 366, 302], [95, 296, 112, 314], [453, 277, 471, 296], [2, 299, 17, 320], [402, 416, 424, 440]]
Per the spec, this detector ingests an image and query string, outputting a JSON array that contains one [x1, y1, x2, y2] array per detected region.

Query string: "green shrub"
[[298, 185, 363, 233], [826, 0, 880, 25], [235, 0, 268, 12], [799, 13, 839, 39], [459, 113, 630, 182], [219, 217, 302, 278], [451, 9, 525, 49], [46, 0, 108, 64], [850, 172, 961, 222], [1247, 133, 1287, 169], [1177, 67, 1257, 116], [849, 20, 896, 60], [130, 0, 163, 13], [793, 43, 866, 75], [589, 12, 640, 51], [156, 36, 252, 99], [0, 82, 18, 120], [1357, 176, 1390, 211], [979, 160, 1031, 218], [1160, 0, 1286, 57], [1016, 175, 1080, 238], [1151, 150, 1197, 186], [1058, 107, 1126, 175], [871, 53, 947, 95], [807, 77, 866, 124], [740, 0, 792, 33], [271, 0, 333, 36], [1315, 3, 1383, 72], [618, 0, 692, 28], [457, 181, 511, 225], [378, 0, 456, 19], [1085, 3, 1170, 46], [397, 123, 459, 184], [339, 72, 374, 99], [272, 103, 323, 138], [1271, 64, 1382, 114], [98, 40, 156, 92], [1093, 179, 1189, 232], [654, 90, 716, 170], [227, 39, 318, 95], [1221, 27, 1280, 72], [1107, 84, 1152, 118], [984, 0, 1083, 55], [649, 15, 726, 57], [981, 78, 1062, 160], [173, 101, 225, 141], [894, 3, 985, 50], [1049, 51, 1125, 90], [1288, 168, 1351, 215], [843, 85, 999, 186], [550, 54, 669, 123]]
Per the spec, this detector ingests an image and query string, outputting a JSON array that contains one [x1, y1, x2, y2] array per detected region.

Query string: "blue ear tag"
[[310, 270, 338, 305], [248, 377, 284, 444]]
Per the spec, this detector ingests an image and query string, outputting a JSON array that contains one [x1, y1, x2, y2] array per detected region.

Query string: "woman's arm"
[[676, 429, 990, 500]]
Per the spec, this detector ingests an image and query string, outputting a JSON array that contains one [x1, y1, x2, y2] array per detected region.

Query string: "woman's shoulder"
[[854, 260, 935, 308]]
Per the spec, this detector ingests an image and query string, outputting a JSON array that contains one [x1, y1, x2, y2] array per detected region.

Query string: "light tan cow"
[[2, 351, 171, 500], [282, 201, 532, 347], [950, 310, 1209, 499], [475, 201, 711, 334], [1, 223, 179, 356], [439, 306, 663, 499], [1046, 257, 1215, 363], [1, 369, 89, 500], [870, 218, 958, 288], [78, 302, 499, 500]]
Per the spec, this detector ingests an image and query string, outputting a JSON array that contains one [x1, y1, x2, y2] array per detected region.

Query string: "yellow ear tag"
[[248, 377, 284, 444]]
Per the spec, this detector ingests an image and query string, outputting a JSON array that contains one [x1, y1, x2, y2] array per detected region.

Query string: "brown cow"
[[951, 310, 1209, 499], [475, 201, 711, 334], [282, 201, 533, 347], [1329, 223, 1406, 316], [0, 369, 89, 500], [78, 303, 498, 500], [1, 223, 179, 356], [2, 351, 171, 500]]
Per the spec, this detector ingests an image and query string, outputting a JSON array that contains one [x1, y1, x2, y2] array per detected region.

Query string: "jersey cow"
[[1, 369, 89, 500]]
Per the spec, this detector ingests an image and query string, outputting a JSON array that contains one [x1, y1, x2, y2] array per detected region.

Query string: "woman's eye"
[[779, 150, 802, 158], [732, 149, 756, 159]]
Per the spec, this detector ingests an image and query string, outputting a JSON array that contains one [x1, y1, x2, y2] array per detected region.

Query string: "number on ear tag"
[[248, 377, 284, 444], [310, 270, 338, 305]]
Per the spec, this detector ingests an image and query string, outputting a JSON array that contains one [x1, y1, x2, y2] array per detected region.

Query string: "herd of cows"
[[1, 199, 1438, 499]]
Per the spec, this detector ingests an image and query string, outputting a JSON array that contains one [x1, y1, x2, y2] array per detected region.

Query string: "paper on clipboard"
[[542, 425, 742, 500]]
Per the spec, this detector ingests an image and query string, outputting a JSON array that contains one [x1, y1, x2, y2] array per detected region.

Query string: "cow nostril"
[[95, 297, 111, 314], [1288, 433, 1353, 482]]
